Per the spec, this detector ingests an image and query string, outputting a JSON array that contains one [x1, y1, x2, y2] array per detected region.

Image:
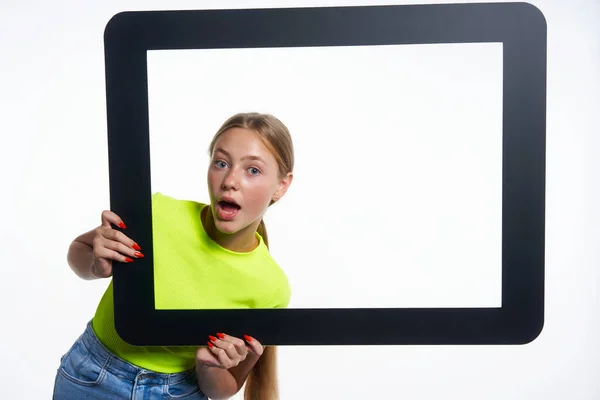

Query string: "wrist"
[[194, 360, 238, 400]]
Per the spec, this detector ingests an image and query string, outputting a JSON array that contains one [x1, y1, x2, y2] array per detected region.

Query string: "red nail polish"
[[134, 252, 144, 258], [119, 222, 126, 229], [133, 243, 141, 251], [124, 257, 134, 263], [244, 335, 253, 342], [207, 341, 214, 348], [216, 333, 225, 339], [208, 335, 217, 342]]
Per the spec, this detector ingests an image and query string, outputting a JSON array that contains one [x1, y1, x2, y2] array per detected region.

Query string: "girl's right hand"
[[90, 210, 144, 278]]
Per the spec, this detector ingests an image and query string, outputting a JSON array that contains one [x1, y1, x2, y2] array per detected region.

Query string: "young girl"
[[53, 112, 294, 400]]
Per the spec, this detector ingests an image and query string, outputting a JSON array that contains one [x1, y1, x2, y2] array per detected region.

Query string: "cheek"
[[207, 171, 221, 191], [242, 180, 274, 208]]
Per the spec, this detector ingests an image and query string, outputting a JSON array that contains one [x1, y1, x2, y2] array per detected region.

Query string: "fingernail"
[[244, 335, 253, 342], [216, 333, 225, 339], [133, 243, 141, 251], [134, 252, 144, 258], [119, 222, 126, 229], [208, 335, 217, 342], [124, 257, 134, 263], [207, 341, 214, 348]]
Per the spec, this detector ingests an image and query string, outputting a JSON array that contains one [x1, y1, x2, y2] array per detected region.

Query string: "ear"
[[272, 172, 293, 203]]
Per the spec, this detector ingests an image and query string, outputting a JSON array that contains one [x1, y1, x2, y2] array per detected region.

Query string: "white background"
[[147, 43, 503, 309], [1, 0, 598, 399]]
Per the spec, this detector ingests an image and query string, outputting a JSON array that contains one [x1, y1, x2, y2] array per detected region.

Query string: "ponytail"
[[244, 346, 279, 400], [244, 219, 279, 400], [256, 219, 269, 248]]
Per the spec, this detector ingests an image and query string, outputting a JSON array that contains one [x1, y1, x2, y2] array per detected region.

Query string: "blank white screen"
[[147, 42, 503, 308]]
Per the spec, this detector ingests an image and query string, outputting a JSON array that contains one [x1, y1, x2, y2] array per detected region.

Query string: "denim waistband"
[[79, 321, 195, 385]]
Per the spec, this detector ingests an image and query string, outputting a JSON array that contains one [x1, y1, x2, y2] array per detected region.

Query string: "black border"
[[104, 2, 547, 346]]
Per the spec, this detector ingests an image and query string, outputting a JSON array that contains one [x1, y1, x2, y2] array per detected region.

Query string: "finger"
[[243, 335, 264, 356], [93, 248, 134, 264], [98, 235, 143, 259], [101, 210, 127, 230], [99, 227, 141, 253], [101, 210, 126, 229], [196, 347, 223, 368], [209, 334, 246, 362], [215, 333, 248, 358], [208, 341, 236, 369], [92, 245, 133, 263], [92, 240, 135, 264]]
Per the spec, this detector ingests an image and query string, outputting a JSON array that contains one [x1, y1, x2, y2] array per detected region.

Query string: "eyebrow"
[[214, 147, 266, 163]]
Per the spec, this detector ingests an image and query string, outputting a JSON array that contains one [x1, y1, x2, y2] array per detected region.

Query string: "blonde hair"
[[208, 112, 294, 400]]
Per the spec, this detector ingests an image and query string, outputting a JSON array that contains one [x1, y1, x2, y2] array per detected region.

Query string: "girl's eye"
[[215, 160, 227, 168], [248, 167, 260, 175]]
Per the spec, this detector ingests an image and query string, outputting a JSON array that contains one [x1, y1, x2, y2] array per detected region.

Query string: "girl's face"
[[207, 127, 291, 237]]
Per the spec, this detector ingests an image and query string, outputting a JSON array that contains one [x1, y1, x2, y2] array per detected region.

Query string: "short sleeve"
[[271, 280, 291, 309]]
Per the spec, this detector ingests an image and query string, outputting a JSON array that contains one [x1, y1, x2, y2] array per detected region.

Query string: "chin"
[[214, 220, 241, 235]]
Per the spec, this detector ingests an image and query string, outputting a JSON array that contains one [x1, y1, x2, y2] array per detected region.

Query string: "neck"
[[201, 206, 259, 253]]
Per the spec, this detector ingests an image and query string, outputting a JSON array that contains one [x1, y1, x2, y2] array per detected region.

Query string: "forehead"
[[214, 127, 275, 161]]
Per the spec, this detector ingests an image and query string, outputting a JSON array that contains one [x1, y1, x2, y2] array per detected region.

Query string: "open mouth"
[[218, 200, 241, 212], [216, 197, 241, 219]]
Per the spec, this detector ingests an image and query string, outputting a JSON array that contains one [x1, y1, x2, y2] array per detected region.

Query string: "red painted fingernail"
[[216, 333, 225, 339], [208, 335, 217, 342], [134, 252, 144, 258], [207, 341, 214, 348], [244, 335, 253, 342], [119, 222, 126, 229], [124, 257, 134, 263], [133, 243, 141, 251]]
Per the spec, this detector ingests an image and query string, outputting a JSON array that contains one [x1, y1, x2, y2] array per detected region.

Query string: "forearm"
[[67, 229, 97, 280], [195, 353, 260, 399]]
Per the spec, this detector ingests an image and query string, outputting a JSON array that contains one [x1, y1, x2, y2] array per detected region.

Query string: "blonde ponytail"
[[244, 219, 279, 400], [256, 219, 269, 248], [244, 346, 279, 400]]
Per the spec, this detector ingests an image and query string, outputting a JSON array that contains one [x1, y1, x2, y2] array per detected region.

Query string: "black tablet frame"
[[104, 2, 547, 346]]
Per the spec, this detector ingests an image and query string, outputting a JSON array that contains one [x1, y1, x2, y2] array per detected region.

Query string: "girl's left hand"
[[196, 333, 264, 369]]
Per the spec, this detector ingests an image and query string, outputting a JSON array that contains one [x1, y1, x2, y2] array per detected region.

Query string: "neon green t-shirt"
[[91, 192, 291, 373]]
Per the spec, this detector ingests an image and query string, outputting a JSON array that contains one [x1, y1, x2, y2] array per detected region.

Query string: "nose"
[[221, 168, 240, 191]]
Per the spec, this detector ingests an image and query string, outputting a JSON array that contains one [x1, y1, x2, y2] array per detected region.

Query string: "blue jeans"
[[53, 321, 208, 400]]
